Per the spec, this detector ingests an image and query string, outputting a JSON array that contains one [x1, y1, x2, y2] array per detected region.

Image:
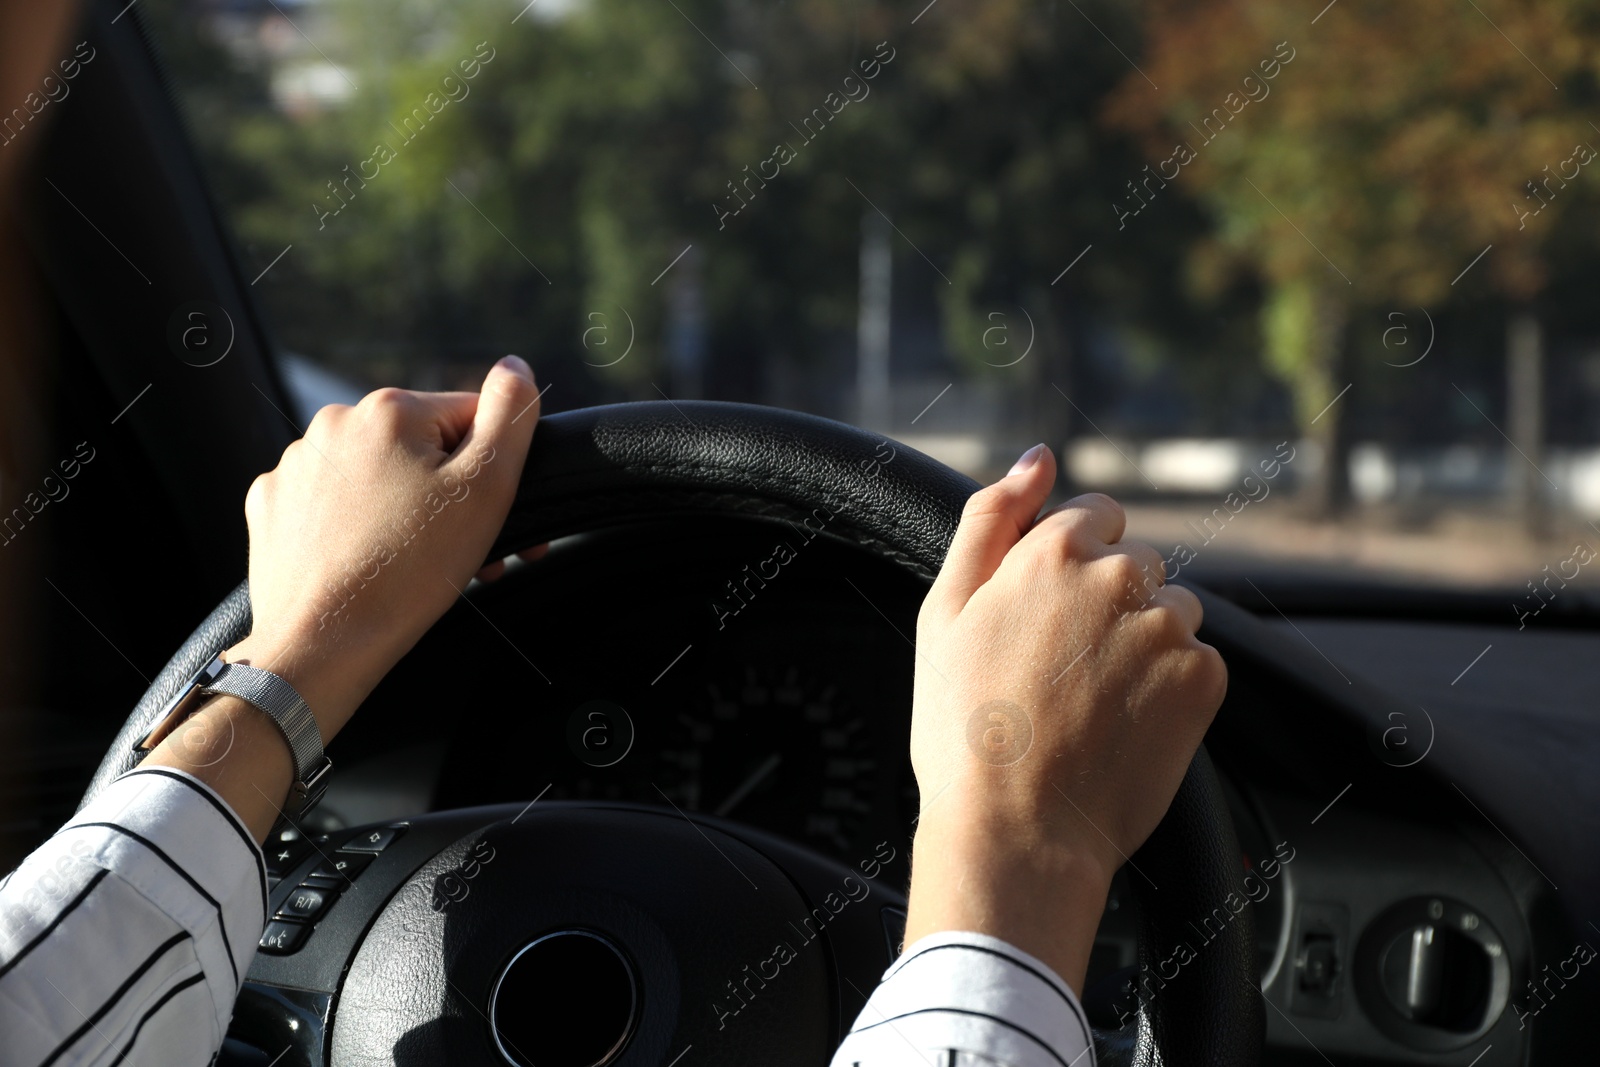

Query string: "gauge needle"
[[714, 753, 783, 817]]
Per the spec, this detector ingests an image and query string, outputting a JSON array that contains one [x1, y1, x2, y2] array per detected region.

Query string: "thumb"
[[449, 355, 542, 477], [928, 443, 1056, 616]]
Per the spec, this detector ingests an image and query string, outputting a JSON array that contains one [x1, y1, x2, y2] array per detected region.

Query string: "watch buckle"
[[285, 758, 333, 818]]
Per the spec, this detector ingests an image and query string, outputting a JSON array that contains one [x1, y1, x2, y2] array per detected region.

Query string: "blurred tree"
[[818, 0, 1255, 455], [1107, 0, 1600, 514], [145, 0, 1248, 455]]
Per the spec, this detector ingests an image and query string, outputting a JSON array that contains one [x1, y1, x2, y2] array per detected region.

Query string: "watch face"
[[136, 655, 228, 753]]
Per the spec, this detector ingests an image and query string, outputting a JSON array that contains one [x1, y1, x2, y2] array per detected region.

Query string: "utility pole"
[[857, 210, 892, 430], [1506, 313, 1548, 538], [665, 245, 706, 398]]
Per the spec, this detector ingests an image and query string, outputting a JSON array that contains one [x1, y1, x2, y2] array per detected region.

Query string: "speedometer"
[[655, 663, 875, 855]]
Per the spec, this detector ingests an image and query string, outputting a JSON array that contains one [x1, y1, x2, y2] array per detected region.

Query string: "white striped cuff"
[[831, 930, 1096, 1067]]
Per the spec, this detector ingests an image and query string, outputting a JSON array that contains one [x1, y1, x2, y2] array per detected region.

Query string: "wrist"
[[224, 629, 372, 743], [917, 770, 1117, 865], [142, 637, 349, 840], [906, 791, 1113, 993], [143, 695, 297, 842], [912, 807, 1115, 904]]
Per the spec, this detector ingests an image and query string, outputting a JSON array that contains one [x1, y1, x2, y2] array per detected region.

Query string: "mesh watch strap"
[[201, 661, 325, 782]]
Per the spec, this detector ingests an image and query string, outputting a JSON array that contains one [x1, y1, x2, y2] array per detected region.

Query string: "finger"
[[1107, 539, 1166, 588], [1148, 582, 1203, 633], [930, 444, 1056, 615], [447, 355, 541, 480], [302, 402, 351, 448], [477, 544, 546, 577], [350, 388, 480, 457], [413, 392, 482, 453], [1031, 492, 1127, 547]]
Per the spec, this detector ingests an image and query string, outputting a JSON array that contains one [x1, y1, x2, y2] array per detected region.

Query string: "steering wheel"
[[79, 401, 1263, 1067]]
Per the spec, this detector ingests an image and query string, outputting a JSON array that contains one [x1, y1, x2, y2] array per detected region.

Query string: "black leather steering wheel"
[[80, 401, 1263, 1067]]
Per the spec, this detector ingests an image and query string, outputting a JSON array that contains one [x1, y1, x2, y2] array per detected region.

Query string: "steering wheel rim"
[[81, 399, 1263, 1066]]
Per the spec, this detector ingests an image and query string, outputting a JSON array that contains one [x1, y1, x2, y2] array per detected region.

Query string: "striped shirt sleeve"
[[830, 931, 1096, 1067], [0, 767, 267, 1067]]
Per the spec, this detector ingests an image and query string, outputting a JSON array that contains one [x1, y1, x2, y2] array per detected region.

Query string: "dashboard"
[[406, 519, 925, 878], [316, 517, 1584, 1065], [432, 638, 910, 868]]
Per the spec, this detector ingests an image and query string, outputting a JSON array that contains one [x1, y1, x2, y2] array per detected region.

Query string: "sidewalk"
[[1121, 502, 1600, 591]]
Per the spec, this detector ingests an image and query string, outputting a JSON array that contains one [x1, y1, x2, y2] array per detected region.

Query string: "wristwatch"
[[137, 653, 332, 818]]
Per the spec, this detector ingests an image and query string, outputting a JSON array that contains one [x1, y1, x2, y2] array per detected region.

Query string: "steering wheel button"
[[341, 825, 403, 853], [277, 886, 334, 922], [312, 851, 376, 881], [258, 920, 310, 955], [265, 835, 311, 879]]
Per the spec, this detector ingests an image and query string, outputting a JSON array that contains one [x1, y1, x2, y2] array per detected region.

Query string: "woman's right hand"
[[903, 443, 1228, 991], [148, 357, 544, 841], [224, 357, 544, 741]]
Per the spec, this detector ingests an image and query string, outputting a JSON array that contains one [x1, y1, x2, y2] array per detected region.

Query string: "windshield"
[[139, 0, 1600, 601]]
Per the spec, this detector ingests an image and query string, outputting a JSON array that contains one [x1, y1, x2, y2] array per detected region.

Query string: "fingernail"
[[496, 354, 533, 381], [1007, 443, 1048, 477]]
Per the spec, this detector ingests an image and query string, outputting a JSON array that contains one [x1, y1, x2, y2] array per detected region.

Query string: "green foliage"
[[1261, 277, 1331, 430], [1109, 0, 1600, 435], [139, 0, 1251, 421]]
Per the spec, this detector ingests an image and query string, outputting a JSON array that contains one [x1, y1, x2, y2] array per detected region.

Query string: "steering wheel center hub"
[[331, 805, 838, 1066], [490, 930, 637, 1067]]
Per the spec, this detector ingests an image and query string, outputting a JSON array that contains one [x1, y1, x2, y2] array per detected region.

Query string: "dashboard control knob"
[[1355, 896, 1511, 1052], [1379, 922, 1489, 1031]]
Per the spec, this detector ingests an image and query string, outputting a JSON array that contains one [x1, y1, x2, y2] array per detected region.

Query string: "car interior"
[[4, 1, 1598, 1065]]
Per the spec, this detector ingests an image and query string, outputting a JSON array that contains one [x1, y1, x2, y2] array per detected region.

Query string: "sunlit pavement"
[[1122, 502, 1600, 590]]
